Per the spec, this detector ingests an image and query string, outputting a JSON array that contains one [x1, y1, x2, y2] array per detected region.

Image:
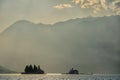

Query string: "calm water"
[[0, 74, 120, 80]]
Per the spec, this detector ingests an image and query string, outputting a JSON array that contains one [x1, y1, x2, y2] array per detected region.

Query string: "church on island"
[[22, 65, 45, 74]]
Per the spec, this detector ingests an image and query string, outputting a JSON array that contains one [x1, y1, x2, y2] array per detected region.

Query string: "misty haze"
[[0, 0, 120, 76], [0, 15, 120, 73]]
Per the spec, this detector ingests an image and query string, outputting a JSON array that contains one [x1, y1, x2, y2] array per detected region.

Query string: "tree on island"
[[68, 68, 79, 74], [33, 65, 38, 73], [23, 65, 45, 74]]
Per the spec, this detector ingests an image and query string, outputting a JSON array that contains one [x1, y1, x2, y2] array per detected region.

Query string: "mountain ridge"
[[1, 15, 120, 34], [0, 15, 120, 73]]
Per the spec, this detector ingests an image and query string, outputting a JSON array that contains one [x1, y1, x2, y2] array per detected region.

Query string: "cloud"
[[93, 5, 102, 14], [72, 0, 108, 11], [111, 0, 120, 15], [100, 0, 108, 10], [54, 4, 73, 9], [72, 0, 84, 5], [54, 0, 120, 15]]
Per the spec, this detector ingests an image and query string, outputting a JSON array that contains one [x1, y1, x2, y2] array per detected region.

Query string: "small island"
[[68, 68, 79, 74], [22, 65, 45, 74]]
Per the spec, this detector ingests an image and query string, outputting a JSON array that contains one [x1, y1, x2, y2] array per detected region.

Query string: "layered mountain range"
[[0, 15, 120, 73]]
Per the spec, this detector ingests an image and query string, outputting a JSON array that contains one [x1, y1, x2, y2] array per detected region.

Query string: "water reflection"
[[0, 74, 120, 80]]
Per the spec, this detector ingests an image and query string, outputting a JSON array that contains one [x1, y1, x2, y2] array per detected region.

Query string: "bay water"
[[0, 74, 120, 80]]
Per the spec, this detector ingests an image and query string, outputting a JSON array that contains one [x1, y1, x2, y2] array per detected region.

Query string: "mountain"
[[0, 15, 120, 73], [0, 66, 15, 73]]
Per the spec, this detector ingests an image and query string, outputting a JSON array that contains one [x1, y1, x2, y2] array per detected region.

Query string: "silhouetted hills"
[[0, 66, 15, 73], [2, 16, 120, 35], [0, 15, 120, 73]]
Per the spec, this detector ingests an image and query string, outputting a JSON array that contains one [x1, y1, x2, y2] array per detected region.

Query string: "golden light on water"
[[0, 74, 21, 76], [46, 73, 62, 75]]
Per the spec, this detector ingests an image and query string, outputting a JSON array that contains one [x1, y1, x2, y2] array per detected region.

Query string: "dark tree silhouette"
[[22, 64, 45, 74], [24, 65, 29, 73], [68, 68, 79, 74], [34, 65, 38, 73]]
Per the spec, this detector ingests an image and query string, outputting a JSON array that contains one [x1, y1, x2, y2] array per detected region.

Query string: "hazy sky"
[[0, 0, 86, 32], [0, 0, 120, 32]]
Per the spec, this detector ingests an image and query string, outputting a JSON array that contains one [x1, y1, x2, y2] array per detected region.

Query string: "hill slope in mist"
[[0, 16, 120, 73], [0, 66, 15, 73]]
